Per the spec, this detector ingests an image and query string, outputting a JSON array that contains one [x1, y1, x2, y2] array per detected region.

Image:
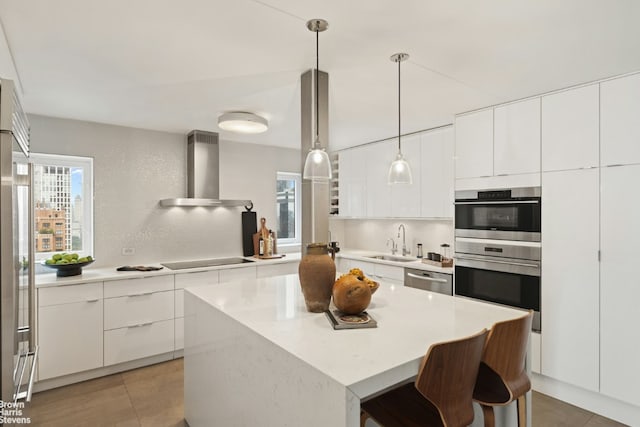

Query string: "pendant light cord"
[[398, 57, 401, 154], [315, 27, 320, 149]]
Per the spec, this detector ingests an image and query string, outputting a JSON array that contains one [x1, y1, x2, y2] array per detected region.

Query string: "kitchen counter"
[[34, 253, 301, 288], [337, 248, 453, 274], [184, 274, 525, 427]]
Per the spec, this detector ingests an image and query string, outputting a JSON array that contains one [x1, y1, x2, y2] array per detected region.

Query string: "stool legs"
[[517, 395, 527, 427], [481, 397, 527, 427]]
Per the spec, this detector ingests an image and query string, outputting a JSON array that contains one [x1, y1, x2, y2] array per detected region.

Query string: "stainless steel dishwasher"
[[404, 268, 453, 295]]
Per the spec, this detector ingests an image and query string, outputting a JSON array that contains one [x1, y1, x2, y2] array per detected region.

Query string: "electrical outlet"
[[122, 247, 135, 256]]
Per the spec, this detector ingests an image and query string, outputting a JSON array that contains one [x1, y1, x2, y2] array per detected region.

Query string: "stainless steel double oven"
[[454, 187, 541, 332]]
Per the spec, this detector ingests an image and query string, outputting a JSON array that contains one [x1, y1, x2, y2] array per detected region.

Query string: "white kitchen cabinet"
[[454, 108, 493, 179], [365, 142, 393, 218], [38, 282, 103, 380], [104, 319, 174, 366], [541, 84, 599, 172], [175, 270, 219, 289], [219, 266, 257, 283], [531, 332, 541, 374], [600, 164, 640, 406], [175, 317, 184, 351], [338, 148, 366, 217], [256, 262, 298, 278], [421, 127, 454, 218], [494, 98, 541, 176], [103, 275, 176, 366], [541, 168, 599, 392], [600, 73, 640, 167], [391, 134, 422, 218]]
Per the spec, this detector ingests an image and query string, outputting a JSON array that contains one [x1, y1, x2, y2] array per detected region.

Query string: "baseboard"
[[34, 351, 179, 393]]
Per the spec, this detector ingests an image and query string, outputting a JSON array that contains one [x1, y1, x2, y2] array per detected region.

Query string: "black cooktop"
[[161, 257, 254, 270]]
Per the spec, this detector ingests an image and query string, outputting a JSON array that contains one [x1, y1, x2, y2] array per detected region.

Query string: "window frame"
[[29, 153, 94, 263], [276, 171, 301, 245]]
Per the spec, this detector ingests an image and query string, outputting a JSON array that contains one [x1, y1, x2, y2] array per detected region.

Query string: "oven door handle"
[[455, 254, 540, 269], [406, 273, 449, 284], [454, 200, 539, 205]]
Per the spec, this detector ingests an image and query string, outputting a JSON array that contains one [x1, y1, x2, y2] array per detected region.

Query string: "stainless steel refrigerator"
[[0, 78, 37, 404]]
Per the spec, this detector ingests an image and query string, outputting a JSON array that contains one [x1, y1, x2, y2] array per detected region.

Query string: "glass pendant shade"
[[303, 145, 332, 181], [388, 151, 413, 184]]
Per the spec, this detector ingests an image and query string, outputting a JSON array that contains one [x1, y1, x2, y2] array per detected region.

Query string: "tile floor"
[[23, 359, 628, 426]]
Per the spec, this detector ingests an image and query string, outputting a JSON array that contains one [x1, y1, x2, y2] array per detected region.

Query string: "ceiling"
[[1, 0, 639, 151]]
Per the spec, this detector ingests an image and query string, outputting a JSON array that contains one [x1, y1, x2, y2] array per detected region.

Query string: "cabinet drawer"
[[175, 270, 219, 289], [104, 290, 174, 330], [256, 263, 298, 278], [104, 275, 174, 298], [104, 319, 174, 366], [374, 264, 404, 282], [175, 317, 184, 350], [39, 282, 102, 307]]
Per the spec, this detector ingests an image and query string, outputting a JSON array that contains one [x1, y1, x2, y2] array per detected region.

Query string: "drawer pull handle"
[[86, 299, 100, 303], [127, 322, 153, 329], [128, 292, 153, 297]]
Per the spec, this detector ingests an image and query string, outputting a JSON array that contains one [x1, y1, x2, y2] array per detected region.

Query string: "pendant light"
[[388, 53, 413, 185], [303, 19, 332, 181]]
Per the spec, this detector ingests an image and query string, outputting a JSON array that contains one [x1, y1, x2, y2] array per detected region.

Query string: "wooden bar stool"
[[361, 328, 488, 427], [473, 311, 533, 427]]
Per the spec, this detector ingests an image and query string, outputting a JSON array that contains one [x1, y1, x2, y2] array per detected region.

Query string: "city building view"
[[33, 164, 83, 254]]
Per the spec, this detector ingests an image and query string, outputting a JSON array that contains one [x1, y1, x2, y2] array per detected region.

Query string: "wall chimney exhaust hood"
[[159, 130, 252, 208]]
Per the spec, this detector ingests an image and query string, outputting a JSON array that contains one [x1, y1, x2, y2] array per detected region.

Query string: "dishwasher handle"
[[406, 272, 449, 283]]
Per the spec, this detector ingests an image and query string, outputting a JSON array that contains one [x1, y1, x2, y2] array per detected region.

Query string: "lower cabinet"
[[541, 169, 599, 392], [104, 319, 175, 366], [338, 258, 404, 286], [37, 282, 104, 380], [256, 262, 298, 278], [103, 275, 175, 366]]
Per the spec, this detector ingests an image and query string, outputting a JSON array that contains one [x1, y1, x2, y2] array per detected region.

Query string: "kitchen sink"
[[366, 255, 416, 263]]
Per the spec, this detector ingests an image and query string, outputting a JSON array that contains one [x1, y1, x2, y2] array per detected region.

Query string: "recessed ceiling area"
[[1, 0, 639, 150]]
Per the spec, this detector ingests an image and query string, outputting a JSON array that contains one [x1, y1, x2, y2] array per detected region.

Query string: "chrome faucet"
[[386, 238, 397, 255], [398, 224, 409, 256]]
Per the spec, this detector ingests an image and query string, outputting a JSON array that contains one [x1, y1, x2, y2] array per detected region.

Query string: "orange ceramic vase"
[[298, 243, 336, 312]]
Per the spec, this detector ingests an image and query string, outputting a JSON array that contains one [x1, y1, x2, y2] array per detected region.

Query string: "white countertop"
[[34, 253, 301, 288], [185, 273, 521, 398], [33, 247, 451, 289], [338, 248, 454, 274]]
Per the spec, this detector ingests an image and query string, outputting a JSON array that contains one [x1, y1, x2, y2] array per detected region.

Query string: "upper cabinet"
[[421, 127, 454, 218], [390, 134, 422, 218], [454, 98, 541, 188], [494, 98, 541, 175], [454, 109, 493, 179], [541, 84, 599, 172], [338, 126, 454, 219], [600, 73, 640, 167]]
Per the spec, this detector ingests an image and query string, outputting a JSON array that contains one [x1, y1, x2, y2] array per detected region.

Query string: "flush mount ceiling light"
[[218, 112, 268, 134], [388, 53, 413, 185], [302, 18, 332, 182]]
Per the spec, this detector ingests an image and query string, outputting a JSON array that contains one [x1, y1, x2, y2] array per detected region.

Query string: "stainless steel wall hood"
[[160, 130, 252, 208]]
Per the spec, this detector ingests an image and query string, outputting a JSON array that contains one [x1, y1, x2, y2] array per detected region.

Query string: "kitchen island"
[[184, 274, 528, 427]]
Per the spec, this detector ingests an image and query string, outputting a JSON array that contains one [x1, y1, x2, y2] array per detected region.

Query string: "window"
[[276, 172, 301, 245], [30, 153, 94, 264]]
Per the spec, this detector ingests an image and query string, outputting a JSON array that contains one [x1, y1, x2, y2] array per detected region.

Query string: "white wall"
[[28, 114, 300, 267], [329, 218, 453, 258]]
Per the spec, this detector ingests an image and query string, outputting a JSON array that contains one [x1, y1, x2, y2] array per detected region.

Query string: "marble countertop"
[[34, 253, 301, 288], [338, 248, 453, 274], [185, 273, 522, 398]]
